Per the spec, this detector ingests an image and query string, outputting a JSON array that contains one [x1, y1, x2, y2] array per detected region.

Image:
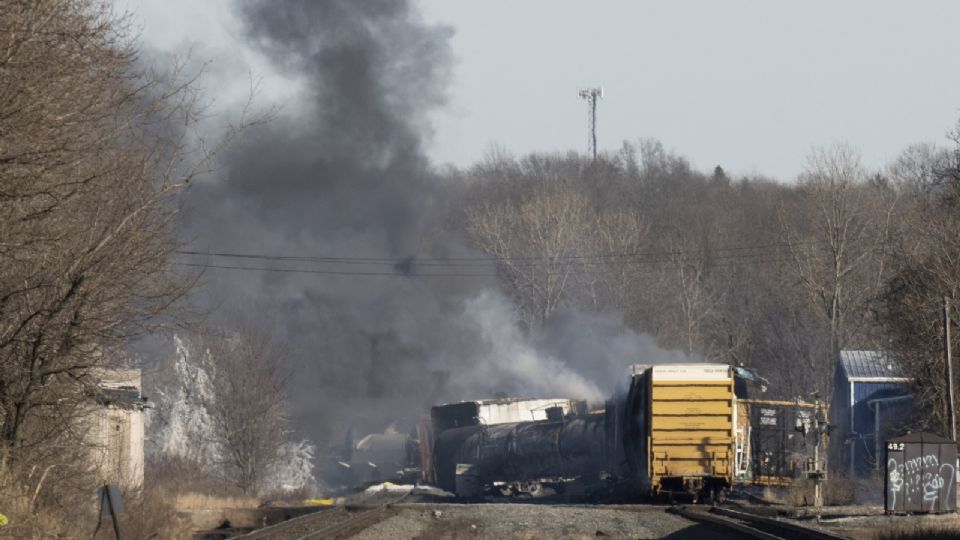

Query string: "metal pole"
[[814, 399, 825, 509], [577, 87, 602, 160], [814, 439, 822, 508], [874, 402, 881, 473], [590, 96, 597, 161], [105, 485, 121, 540], [946, 297, 956, 441]]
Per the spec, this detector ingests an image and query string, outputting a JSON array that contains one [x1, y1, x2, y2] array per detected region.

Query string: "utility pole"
[[945, 296, 956, 441], [577, 87, 604, 160], [802, 397, 828, 510]]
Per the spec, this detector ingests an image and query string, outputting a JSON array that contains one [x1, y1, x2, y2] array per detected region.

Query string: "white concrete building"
[[88, 369, 146, 490]]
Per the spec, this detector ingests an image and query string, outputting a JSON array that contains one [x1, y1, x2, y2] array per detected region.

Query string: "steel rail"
[[294, 491, 412, 540], [711, 506, 850, 540], [671, 505, 783, 540], [227, 509, 327, 540], [672, 505, 851, 540], [229, 491, 411, 540]]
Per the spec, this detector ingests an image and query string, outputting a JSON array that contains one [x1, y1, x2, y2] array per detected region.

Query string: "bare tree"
[[582, 208, 646, 316], [453, 140, 919, 406], [0, 2, 264, 534], [779, 145, 898, 394], [199, 326, 291, 495], [0, 0, 258, 465], [882, 133, 960, 433], [663, 234, 721, 356], [466, 186, 594, 329]]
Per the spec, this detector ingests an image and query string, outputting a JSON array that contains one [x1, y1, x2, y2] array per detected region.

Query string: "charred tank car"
[[420, 398, 591, 495], [432, 414, 606, 497]]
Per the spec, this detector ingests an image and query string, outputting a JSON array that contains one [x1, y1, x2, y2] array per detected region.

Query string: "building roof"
[[888, 432, 955, 444], [840, 350, 907, 381], [96, 387, 145, 410]]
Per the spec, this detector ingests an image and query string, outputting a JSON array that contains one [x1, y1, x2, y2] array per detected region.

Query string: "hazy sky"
[[116, 0, 960, 180]]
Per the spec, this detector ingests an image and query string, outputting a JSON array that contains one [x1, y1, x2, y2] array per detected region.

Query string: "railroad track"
[[230, 492, 411, 540], [671, 505, 852, 540]]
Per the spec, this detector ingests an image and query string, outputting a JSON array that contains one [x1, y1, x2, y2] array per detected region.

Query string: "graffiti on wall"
[[887, 446, 955, 512]]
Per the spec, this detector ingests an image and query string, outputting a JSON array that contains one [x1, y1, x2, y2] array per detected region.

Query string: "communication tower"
[[577, 86, 604, 160]]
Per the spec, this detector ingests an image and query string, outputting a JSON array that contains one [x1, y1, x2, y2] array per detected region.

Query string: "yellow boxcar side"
[[646, 365, 734, 496]]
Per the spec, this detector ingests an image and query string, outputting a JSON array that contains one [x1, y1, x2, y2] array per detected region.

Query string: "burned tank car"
[[420, 397, 590, 490], [427, 364, 736, 500], [431, 413, 607, 496]]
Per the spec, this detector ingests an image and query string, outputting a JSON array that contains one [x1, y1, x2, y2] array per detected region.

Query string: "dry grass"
[[824, 475, 857, 505], [0, 451, 236, 539], [0, 451, 310, 538], [106, 489, 194, 540], [760, 477, 852, 506], [0, 478, 192, 540], [781, 480, 814, 506], [751, 474, 879, 507], [0, 450, 100, 539], [171, 492, 260, 512], [874, 526, 960, 540]]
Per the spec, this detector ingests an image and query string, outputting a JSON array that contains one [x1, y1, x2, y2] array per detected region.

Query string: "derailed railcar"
[[733, 399, 829, 486], [622, 364, 735, 499], [426, 363, 736, 501], [420, 397, 587, 487], [431, 413, 607, 495]]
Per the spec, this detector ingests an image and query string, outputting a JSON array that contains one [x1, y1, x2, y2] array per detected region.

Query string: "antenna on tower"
[[577, 86, 604, 160]]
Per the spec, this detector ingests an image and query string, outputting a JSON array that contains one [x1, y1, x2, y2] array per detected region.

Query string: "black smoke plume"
[[184, 0, 473, 440], [180, 1, 678, 451]]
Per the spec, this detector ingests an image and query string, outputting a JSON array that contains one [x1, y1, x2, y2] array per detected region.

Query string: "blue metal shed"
[[840, 350, 910, 411], [832, 350, 912, 476]]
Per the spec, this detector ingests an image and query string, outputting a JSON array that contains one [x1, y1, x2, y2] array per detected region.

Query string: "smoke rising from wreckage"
[[331, 364, 828, 503], [10, 0, 960, 536], [126, 0, 947, 510], [171, 1, 709, 470], [171, 1, 824, 496]]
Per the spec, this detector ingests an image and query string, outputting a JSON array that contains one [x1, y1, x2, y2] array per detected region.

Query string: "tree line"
[[444, 138, 960, 433], [0, 1, 269, 536]]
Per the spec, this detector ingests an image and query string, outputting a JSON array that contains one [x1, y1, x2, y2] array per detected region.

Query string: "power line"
[[174, 237, 821, 263], [170, 253, 811, 278], [172, 262, 493, 278], [175, 235, 887, 269], [173, 241, 887, 278]]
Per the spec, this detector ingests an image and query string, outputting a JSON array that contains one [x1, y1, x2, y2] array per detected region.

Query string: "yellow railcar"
[[625, 364, 735, 499]]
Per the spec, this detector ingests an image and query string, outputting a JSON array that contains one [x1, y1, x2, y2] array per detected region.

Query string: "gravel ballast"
[[350, 502, 740, 540]]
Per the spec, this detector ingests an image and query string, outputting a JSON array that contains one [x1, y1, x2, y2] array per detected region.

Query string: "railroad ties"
[[671, 505, 851, 540], [229, 491, 411, 540]]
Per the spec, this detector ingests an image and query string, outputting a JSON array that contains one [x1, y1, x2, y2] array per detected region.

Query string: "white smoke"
[[455, 291, 604, 402], [533, 308, 705, 394], [450, 290, 705, 404]]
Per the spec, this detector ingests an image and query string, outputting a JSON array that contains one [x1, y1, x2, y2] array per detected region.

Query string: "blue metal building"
[[830, 350, 912, 476]]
